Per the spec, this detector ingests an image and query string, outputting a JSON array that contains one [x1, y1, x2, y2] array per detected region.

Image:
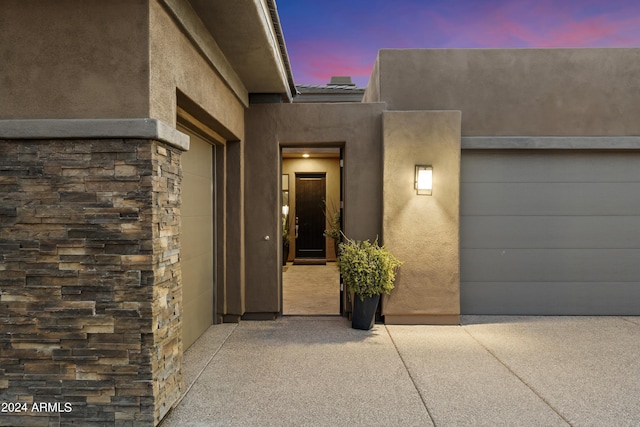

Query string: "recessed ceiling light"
[[302, 153, 310, 158]]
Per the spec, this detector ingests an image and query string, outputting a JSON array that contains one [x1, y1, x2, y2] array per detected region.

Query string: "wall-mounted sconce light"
[[282, 205, 289, 216], [415, 165, 433, 195]]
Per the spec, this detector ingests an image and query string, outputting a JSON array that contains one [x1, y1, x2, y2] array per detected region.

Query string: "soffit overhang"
[[188, 0, 294, 101]]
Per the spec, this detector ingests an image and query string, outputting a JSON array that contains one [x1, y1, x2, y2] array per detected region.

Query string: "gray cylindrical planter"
[[352, 294, 380, 330]]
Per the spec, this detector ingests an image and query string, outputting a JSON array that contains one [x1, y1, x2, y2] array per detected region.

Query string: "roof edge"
[[266, 0, 297, 101]]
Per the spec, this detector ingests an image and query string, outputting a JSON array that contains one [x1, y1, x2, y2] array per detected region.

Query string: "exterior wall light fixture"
[[415, 165, 433, 195]]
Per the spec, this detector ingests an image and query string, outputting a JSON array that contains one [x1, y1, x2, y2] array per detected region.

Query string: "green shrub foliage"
[[338, 236, 403, 301], [323, 200, 340, 241]]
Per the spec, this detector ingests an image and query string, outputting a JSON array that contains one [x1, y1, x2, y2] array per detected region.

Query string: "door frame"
[[279, 145, 346, 315]]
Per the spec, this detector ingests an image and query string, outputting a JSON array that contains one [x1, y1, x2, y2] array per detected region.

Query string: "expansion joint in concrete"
[[461, 327, 573, 426], [173, 324, 238, 410], [385, 325, 437, 426]]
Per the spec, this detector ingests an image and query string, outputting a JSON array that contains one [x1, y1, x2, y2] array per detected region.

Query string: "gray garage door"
[[461, 150, 640, 314]]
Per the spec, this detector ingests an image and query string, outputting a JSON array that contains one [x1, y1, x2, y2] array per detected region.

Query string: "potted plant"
[[323, 200, 341, 257], [337, 235, 403, 330]]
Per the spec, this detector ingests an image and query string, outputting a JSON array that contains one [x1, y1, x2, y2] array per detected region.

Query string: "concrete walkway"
[[282, 264, 340, 315], [160, 316, 640, 427]]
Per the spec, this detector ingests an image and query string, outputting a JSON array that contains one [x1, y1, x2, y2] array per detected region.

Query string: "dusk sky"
[[277, 0, 640, 87]]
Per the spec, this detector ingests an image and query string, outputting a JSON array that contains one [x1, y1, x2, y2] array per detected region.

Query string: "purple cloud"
[[278, 0, 640, 86]]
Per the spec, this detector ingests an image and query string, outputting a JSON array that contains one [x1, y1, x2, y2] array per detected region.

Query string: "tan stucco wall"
[[1, 0, 247, 142], [151, 0, 247, 320], [149, 0, 245, 140], [282, 158, 341, 261], [362, 54, 381, 105], [244, 102, 385, 315], [382, 111, 461, 325], [368, 48, 640, 136], [0, 0, 150, 119]]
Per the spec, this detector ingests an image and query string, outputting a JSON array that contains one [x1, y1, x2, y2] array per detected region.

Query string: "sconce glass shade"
[[282, 205, 289, 216], [415, 165, 433, 195]]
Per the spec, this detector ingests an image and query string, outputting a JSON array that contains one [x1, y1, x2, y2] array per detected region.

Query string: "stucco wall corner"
[[243, 105, 281, 314], [362, 51, 382, 103], [150, 0, 247, 139], [381, 110, 461, 324]]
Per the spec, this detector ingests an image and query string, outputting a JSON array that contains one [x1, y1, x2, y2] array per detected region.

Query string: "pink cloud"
[[538, 18, 633, 47], [282, 0, 640, 86], [426, 0, 640, 48], [289, 40, 375, 86]]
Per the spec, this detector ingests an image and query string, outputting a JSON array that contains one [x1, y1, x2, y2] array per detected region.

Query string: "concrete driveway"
[[160, 316, 640, 426]]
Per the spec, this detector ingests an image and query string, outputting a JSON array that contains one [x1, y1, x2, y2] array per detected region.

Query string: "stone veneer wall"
[[0, 139, 183, 426]]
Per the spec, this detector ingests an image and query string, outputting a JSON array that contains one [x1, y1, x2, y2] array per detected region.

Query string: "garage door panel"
[[182, 253, 213, 302], [461, 216, 640, 249], [461, 150, 640, 314], [462, 282, 640, 315], [182, 174, 213, 217], [182, 287, 214, 349], [461, 151, 640, 183], [180, 127, 214, 349], [183, 135, 215, 178], [182, 215, 213, 260], [462, 182, 640, 216], [462, 248, 640, 283]]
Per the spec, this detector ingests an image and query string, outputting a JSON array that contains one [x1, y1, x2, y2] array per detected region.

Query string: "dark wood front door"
[[295, 173, 326, 258]]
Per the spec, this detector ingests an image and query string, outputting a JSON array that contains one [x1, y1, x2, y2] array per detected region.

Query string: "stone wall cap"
[[0, 118, 190, 151]]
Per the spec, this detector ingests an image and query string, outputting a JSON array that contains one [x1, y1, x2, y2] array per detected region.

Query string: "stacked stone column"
[[0, 138, 183, 426]]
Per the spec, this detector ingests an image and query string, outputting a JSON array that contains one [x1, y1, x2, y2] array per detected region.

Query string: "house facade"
[[1, 1, 639, 425], [365, 48, 640, 315], [1, 1, 292, 425]]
